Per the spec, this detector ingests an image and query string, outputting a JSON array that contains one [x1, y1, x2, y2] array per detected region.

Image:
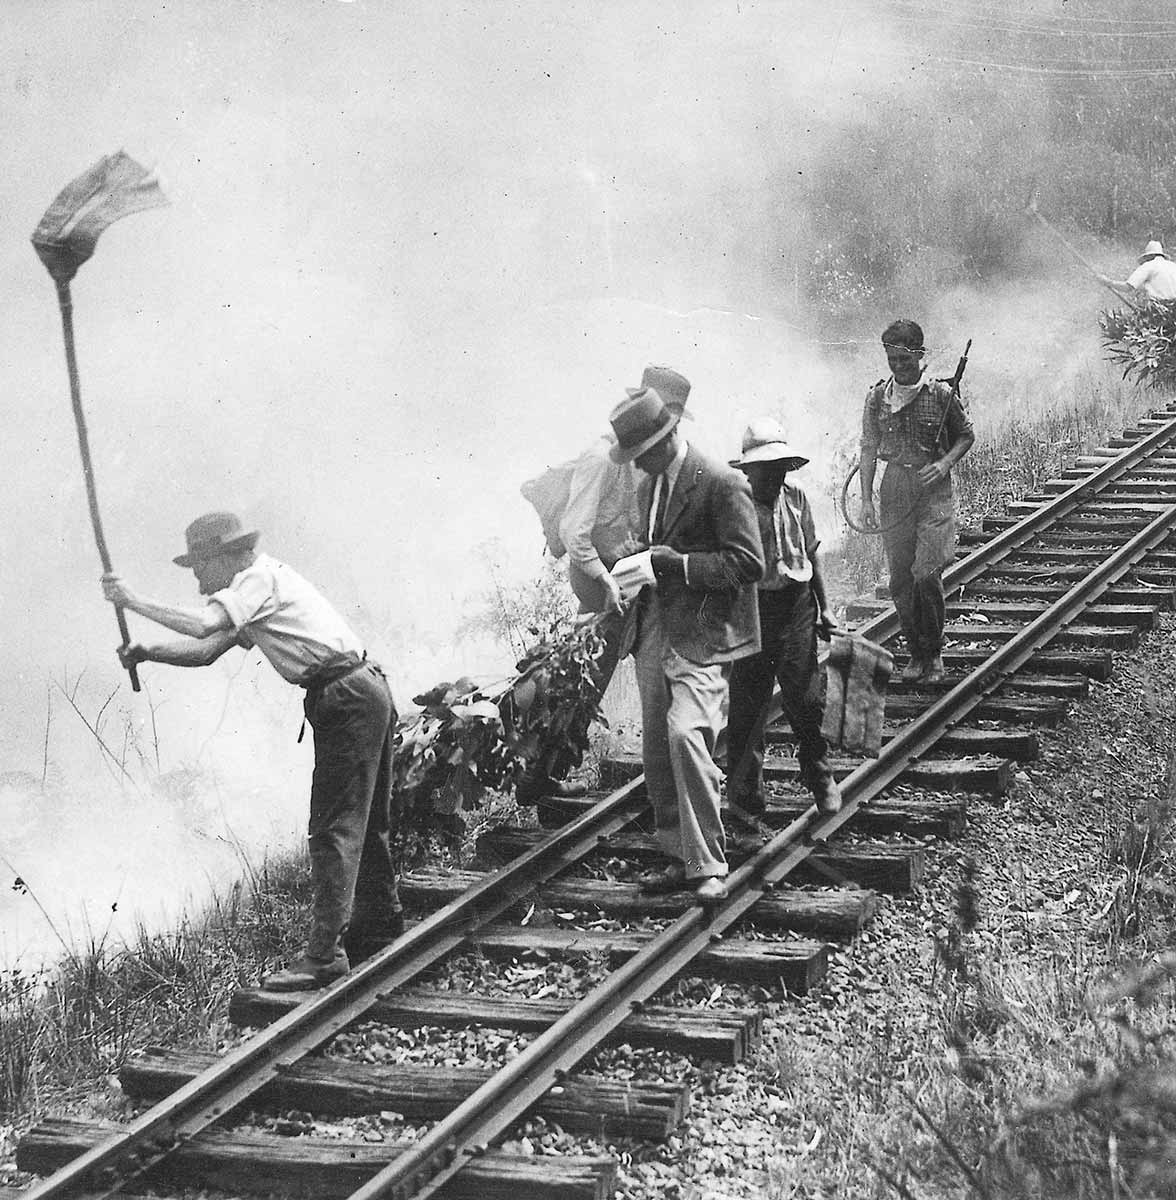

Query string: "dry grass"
[[0, 849, 310, 1122], [5, 375, 1175, 1196]]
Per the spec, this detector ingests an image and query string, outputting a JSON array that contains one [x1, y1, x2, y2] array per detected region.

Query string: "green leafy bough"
[[391, 616, 609, 855], [1101, 300, 1176, 392]]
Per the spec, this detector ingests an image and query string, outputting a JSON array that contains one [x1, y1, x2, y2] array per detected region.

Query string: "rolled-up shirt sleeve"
[[944, 392, 973, 445], [210, 567, 273, 631], [800, 490, 819, 553], [1127, 263, 1152, 290]]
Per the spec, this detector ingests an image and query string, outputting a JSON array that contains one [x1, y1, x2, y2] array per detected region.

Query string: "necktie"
[[651, 474, 669, 543]]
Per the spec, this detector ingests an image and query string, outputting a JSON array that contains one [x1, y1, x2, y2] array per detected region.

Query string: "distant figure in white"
[[102, 511, 402, 992], [1099, 240, 1176, 302]]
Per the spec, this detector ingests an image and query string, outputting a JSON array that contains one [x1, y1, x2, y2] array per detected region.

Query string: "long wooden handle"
[[55, 279, 141, 692], [1029, 209, 1143, 312]]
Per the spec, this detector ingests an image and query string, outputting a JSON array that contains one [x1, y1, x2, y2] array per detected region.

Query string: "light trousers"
[[633, 597, 729, 880], [879, 465, 956, 658]]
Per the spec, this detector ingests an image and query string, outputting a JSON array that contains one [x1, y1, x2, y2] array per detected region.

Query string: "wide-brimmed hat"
[[609, 387, 679, 464], [729, 417, 809, 471], [173, 511, 260, 567], [638, 365, 692, 418], [1140, 240, 1168, 263]]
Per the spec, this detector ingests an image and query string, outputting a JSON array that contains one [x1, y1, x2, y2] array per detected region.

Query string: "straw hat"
[[173, 512, 260, 567], [1139, 240, 1168, 263], [608, 387, 679, 463], [729, 417, 809, 471]]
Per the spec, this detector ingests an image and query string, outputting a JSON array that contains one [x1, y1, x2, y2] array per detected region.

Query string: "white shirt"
[[647, 438, 690, 542], [1127, 257, 1176, 300], [759, 481, 817, 589], [646, 438, 691, 584], [210, 553, 364, 684]]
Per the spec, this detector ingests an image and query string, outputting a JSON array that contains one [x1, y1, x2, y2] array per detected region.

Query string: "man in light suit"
[[515, 366, 692, 807], [609, 386, 764, 903]]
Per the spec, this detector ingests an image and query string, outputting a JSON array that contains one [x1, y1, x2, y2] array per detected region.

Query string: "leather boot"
[[261, 948, 349, 992], [921, 655, 946, 685]]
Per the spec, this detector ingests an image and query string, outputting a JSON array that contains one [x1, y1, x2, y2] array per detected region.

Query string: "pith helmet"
[[729, 416, 810, 471]]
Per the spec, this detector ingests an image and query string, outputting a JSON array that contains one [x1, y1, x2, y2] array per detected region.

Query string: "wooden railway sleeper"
[[20, 423, 1176, 1200]]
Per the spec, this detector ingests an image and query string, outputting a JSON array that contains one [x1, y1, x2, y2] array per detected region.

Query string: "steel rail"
[[21, 779, 654, 1200], [348, 503, 1176, 1200], [852, 409, 1176, 650], [28, 413, 1176, 1200], [739, 410, 1176, 753]]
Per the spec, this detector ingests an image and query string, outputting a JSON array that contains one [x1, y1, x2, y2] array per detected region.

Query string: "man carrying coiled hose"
[[859, 320, 974, 684]]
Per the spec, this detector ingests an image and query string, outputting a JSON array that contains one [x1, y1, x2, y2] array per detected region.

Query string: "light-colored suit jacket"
[[628, 443, 764, 665]]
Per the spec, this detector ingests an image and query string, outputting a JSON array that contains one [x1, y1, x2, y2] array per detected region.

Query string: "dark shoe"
[[695, 877, 727, 905], [515, 776, 587, 806], [261, 950, 349, 992], [514, 775, 548, 806], [813, 777, 843, 815], [725, 788, 765, 818], [344, 911, 406, 965], [921, 655, 946, 685], [548, 779, 588, 798], [638, 862, 688, 895], [900, 656, 925, 683]]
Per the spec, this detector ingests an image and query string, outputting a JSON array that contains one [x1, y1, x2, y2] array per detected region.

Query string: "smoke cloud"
[[1, 0, 1136, 964]]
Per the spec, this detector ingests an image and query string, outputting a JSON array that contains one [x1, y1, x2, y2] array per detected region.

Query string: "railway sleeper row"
[[14, 1119, 621, 1200], [15, 409, 1176, 1200]]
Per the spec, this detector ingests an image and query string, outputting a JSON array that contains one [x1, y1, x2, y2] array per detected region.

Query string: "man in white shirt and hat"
[[102, 512, 402, 991], [727, 417, 842, 818], [1099, 240, 1176, 303], [609, 385, 764, 904]]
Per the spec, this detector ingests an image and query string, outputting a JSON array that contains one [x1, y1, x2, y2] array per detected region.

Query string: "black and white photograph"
[[4, 2, 1176, 1197]]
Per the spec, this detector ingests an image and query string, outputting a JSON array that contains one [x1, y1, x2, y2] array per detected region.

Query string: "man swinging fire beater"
[[102, 511, 402, 991]]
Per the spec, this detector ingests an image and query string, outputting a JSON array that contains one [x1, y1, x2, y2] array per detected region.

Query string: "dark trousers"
[[521, 610, 625, 789], [879, 465, 956, 659], [726, 582, 831, 808], [304, 662, 401, 962]]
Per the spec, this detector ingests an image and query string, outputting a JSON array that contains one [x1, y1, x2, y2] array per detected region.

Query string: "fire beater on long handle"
[[31, 151, 169, 693]]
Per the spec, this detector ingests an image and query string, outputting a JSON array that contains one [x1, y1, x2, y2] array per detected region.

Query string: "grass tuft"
[[0, 846, 311, 1124]]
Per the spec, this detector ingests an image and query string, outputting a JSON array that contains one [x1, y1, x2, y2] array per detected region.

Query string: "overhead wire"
[[871, 0, 1176, 34], [818, 10, 1176, 80]]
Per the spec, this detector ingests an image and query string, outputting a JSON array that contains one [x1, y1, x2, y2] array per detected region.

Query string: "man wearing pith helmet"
[[859, 319, 974, 684], [1098, 239, 1176, 302], [101, 511, 403, 991], [727, 417, 842, 818], [609, 384, 764, 905]]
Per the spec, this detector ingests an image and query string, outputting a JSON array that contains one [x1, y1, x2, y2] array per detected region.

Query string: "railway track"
[[12, 404, 1176, 1200]]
